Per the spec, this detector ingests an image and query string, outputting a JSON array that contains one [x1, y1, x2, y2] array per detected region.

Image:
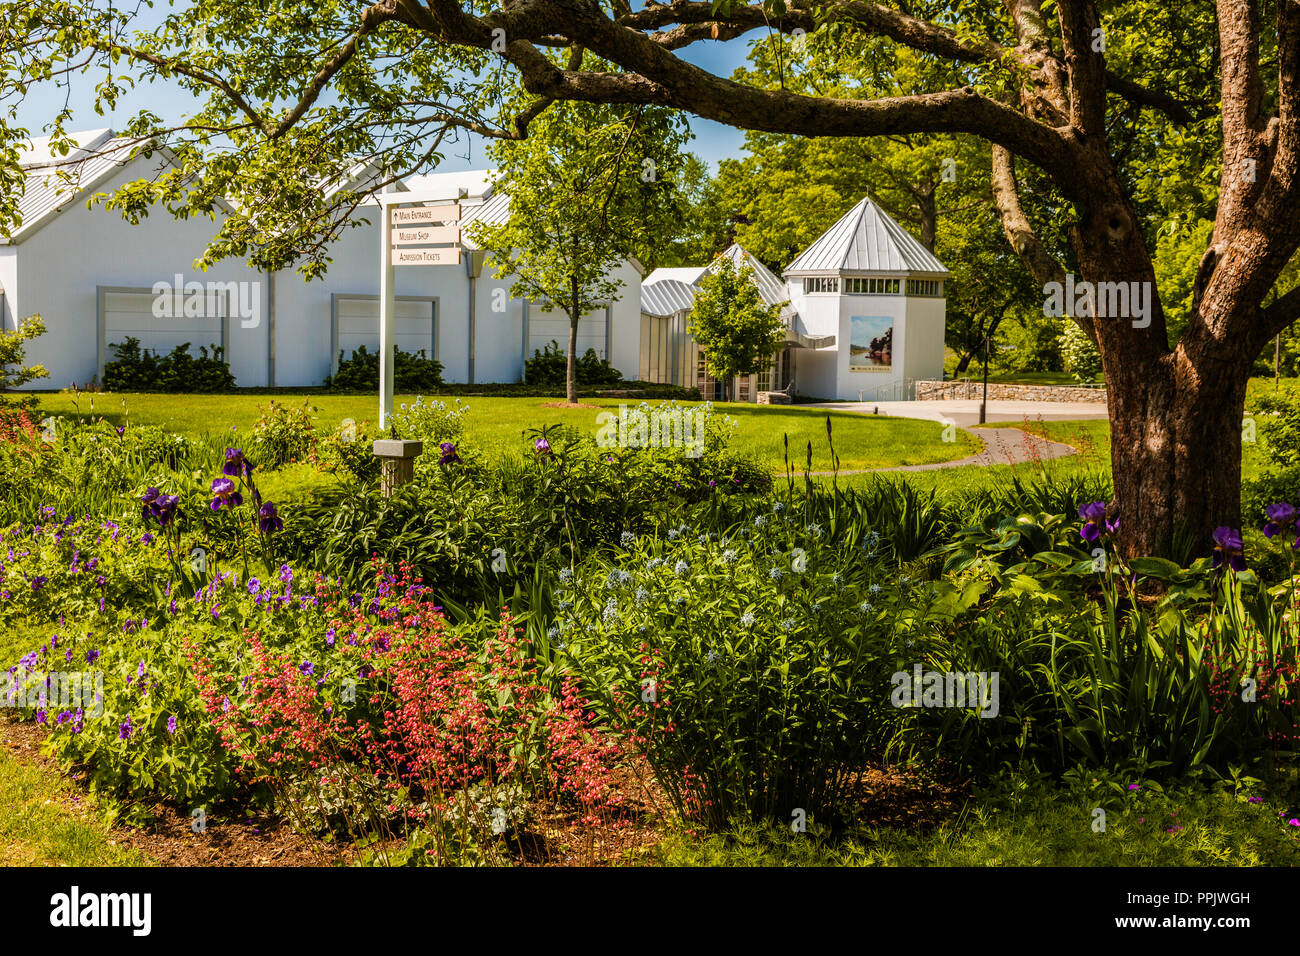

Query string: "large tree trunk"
[[1105, 346, 1251, 557]]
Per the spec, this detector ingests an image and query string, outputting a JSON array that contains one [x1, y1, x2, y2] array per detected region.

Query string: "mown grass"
[[647, 782, 1300, 866], [0, 725, 151, 866], [815, 417, 1111, 497], [33, 392, 981, 473]]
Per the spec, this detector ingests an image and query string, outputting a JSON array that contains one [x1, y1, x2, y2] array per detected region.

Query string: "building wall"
[[901, 296, 947, 389], [270, 208, 642, 387], [13, 160, 266, 388], [0, 246, 17, 331], [835, 287, 908, 401]]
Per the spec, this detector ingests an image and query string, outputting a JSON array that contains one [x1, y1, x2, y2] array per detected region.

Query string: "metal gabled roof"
[[4, 130, 141, 244], [457, 189, 510, 250], [640, 278, 697, 317], [716, 244, 789, 308], [640, 243, 796, 320], [785, 195, 949, 277], [644, 265, 708, 287]]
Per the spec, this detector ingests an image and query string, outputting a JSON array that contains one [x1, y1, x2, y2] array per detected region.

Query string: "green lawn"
[[818, 417, 1111, 497], [649, 782, 1300, 866], [0, 723, 151, 866], [34, 392, 982, 473]]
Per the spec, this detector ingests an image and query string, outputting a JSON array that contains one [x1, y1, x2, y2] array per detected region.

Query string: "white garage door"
[[332, 296, 437, 368], [100, 288, 226, 367], [528, 307, 607, 360]]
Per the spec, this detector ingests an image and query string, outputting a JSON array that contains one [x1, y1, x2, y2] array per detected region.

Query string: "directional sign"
[[393, 247, 462, 266], [391, 203, 460, 226], [392, 225, 460, 245]]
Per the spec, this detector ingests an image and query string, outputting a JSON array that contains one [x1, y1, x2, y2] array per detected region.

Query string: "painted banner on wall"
[[850, 315, 893, 371]]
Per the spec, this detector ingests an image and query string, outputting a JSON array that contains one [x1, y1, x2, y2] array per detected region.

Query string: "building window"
[[844, 277, 901, 295], [804, 277, 839, 294], [906, 279, 943, 297]]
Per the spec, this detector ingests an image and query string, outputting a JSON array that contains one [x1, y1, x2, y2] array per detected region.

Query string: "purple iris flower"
[[155, 495, 180, 528], [1078, 501, 1118, 542], [209, 477, 243, 511], [438, 442, 462, 466], [534, 437, 552, 456], [223, 448, 254, 478], [142, 488, 180, 528], [1264, 503, 1296, 538], [1212, 526, 1247, 571], [258, 502, 283, 534]]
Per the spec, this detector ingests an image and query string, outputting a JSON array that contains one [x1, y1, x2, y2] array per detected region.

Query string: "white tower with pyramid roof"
[[784, 195, 949, 401]]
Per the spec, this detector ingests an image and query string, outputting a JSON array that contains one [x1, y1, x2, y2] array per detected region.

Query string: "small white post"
[[379, 188, 396, 431]]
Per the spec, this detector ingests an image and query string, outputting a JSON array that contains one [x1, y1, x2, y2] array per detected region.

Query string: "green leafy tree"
[[687, 257, 786, 400], [0, 315, 49, 401], [471, 96, 688, 403]]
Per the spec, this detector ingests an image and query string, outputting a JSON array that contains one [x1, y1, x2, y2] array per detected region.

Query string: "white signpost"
[[377, 189, 466, 430]]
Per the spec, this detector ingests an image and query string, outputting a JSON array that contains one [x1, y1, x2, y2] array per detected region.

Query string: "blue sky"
[[13, 20, 755, 172]]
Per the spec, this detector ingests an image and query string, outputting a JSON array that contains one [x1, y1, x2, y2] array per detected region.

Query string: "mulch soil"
[[2, 714, 967, 866]]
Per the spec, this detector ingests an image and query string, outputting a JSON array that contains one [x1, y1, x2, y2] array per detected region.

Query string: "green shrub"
[[102, 337, 236, 392], [557, 522, 910, 829], [249, 400, 317, 470], [524, 340, 622, 387], [325, 344, 444, 392], [1058, 322, 1102, 383], [314, 418, 381, 484]]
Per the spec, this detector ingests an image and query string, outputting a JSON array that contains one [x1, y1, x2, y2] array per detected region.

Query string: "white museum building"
[[639, 196, 950, 402], [1, 128, 948, 401], [0, 129, 642, 390]]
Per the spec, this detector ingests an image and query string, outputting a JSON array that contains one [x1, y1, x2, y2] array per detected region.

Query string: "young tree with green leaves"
[[470, 96, 688, 403], [687, 257, 786, 401], [0, 315, 48, 402]]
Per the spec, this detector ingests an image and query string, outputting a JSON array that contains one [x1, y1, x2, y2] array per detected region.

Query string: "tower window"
[[844, 277, 901, 295], [804, 277, 839, 294]]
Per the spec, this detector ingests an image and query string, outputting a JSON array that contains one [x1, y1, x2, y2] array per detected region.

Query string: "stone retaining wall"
[[914, 380, 1107, 403]]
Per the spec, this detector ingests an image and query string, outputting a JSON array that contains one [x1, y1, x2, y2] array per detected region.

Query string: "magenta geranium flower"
[[1212, 526, 1246, 571], [210, 477, 243, 511]]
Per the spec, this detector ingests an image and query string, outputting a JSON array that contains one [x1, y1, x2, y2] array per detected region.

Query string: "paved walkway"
[[806, 398, 1107, 474], [811, 398, 1109, 427]]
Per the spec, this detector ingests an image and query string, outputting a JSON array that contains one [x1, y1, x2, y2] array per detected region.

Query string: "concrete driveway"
[[810, 398, 1109, 428]]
